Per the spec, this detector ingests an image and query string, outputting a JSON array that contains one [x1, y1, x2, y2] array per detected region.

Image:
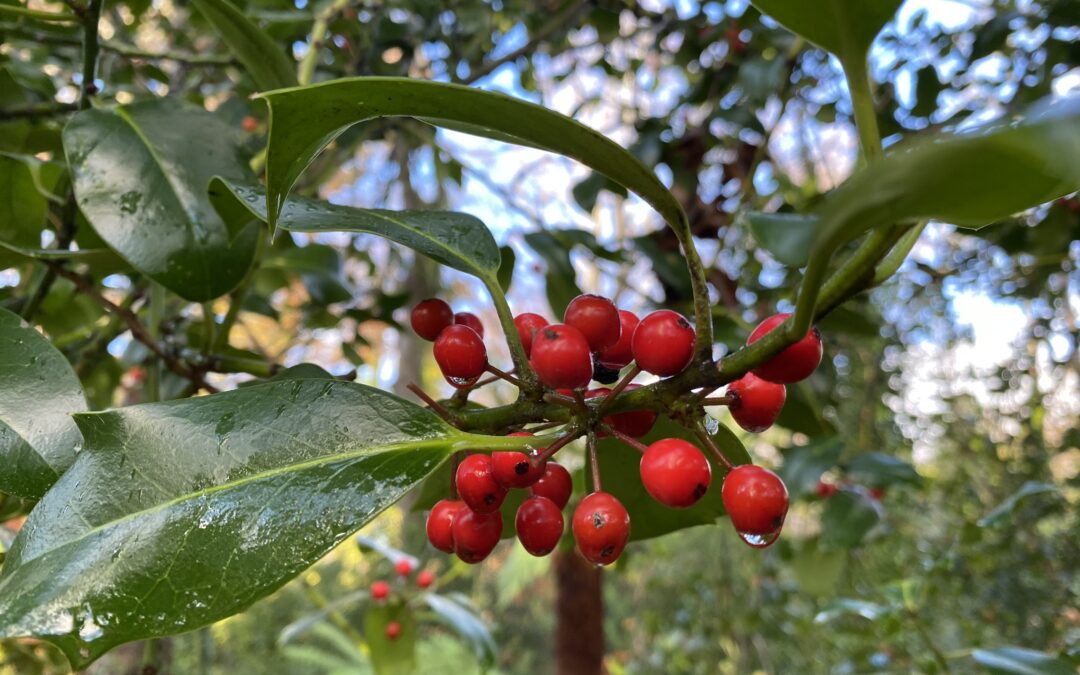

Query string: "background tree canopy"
[[0, 0, 1077, 673]]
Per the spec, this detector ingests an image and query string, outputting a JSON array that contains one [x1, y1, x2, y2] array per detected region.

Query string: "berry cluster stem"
[[597, 366, 641, 416], [407, 383, 451, 420], [601, 425, 648, 453], [532, 427, 584, 466], [692, 422, 734, 471], [587, 432, 602, 493]]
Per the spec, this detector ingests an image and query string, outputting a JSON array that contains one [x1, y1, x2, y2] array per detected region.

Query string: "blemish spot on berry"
[[484, 494, 496, 505], [600, 545, 615, 558], [541, 328, 559, 340], [693, 483, 708, 499], [677, 317, 691, 328], [592, 512, 604, 529], [515, 461, 529, 475]]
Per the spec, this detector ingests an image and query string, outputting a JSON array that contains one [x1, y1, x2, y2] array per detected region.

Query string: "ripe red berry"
[[603, 384, 657, 438], [816, 481, 838, 499], [370, 580, 390, 601], [385, 621, 402, 640], [433, 324, 487, 385], [597, 309, 639, 369], [454, 311, 484, 338], [492, 432, 546, 488], [640, 439, 712, 508], [869, 487, 885, 500], [410, 298, 454, 341], [416, 570, 435, 589], [530, 462, 573, 509], [515, 496, 565, 556], [722, 465, 789, 535], [564, 294, 621, 352], [632, 310, 695, 376], [426, 499, 465, 553], [514, 312, 548, 357], [746, 313, 823, 383], [727, 373, 786, 432], [394, 559, 413, 577], [529, 323, 593, 389], [452, 508, 503, 564], [572, 492, 630, 566], [241, 115, 258, 132], [455, 454, 507, 514]]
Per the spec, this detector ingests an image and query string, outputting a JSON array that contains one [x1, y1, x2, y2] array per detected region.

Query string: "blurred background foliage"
[[0, 0, 1078, 672]]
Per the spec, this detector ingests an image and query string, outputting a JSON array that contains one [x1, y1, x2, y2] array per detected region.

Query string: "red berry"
[[640, 439, 712, 508], [410, 298, 454, 341], [530, 323, 593, 389], [564, 294, 621, 352], [370, 580, 390, 601], [746, 313, 823, 383], [394, 559, 413, 577], [869, 487, 885, 500], [572, 492, 630, 566], [433, 324, 487, 384], [385, 621, 402, 640], [426, 499, 465, 553], [530, 462, 573, 509], [455, 454, 507, 514], [452, 508, 503, 564], [727, 373, 786, 432], [515, 496, 565, 556], [604, 384, 657, 438], [597, 310, 639, 369], [492, 432, 545, 488], [454, 311, 484, 338], [816, 481, 837, 499], [722, 465, 789, 535], [632, 310, 695, 376], [241, 115, 258, 132], [514, 312, 548, 357], [416, 570, 435, 589]]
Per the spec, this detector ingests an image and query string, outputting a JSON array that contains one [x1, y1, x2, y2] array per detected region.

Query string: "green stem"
[[0, 4, 79, 23], [669, 213, 715, 361], [296, 0, 349, 86], [873, 221, 926, 285], [842, 55, 883, 162], [78, 0, 103, 110], [213, 225, 268, 352], [482, 274, 536, 388]]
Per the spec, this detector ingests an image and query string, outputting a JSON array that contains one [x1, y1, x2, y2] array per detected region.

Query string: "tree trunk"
[[554, 549, 604, 674]]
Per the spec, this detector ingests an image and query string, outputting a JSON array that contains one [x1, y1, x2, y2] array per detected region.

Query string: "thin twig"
[[692, 422, 734, 470], [0, 101, 78, 121], [700, 395, 735, 407], [601, 425, 648, 453], [596, 366, 641, 416], [587, 432, 602, 493], [485, 364, 524, 388], [532, 427, 584, 466], [406, 383, 451, 420]]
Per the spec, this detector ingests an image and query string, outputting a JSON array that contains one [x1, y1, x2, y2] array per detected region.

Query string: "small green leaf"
[[971, 647, 1077, 675], [775, 382, 836, 438], [191, 0, 297, 91], [572, 172, 628, 213], [977, 481, 1060, 528], [0, 379, 510, 668], [820, 490, 881, 549], [64, 100, 259, 301], [256, 78, 683, 234], [364, 604, 417, 675], [0, 153, 53, 268], [813, 598, 893, 624], [497, 245, 516, 293], [424, 593, 497, 670], [209, 179, 500, 279], [0, 307, 87, 499], [591, 417, 751, 541], [779, 437, 843, 498], [846, 453, 920, 487], [751, 0, 902, 64], [745, 211, 819, 267]]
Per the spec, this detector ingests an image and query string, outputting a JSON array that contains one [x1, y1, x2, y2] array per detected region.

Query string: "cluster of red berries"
[[368, 558, 434, 641], [412, 292, 824, 564]]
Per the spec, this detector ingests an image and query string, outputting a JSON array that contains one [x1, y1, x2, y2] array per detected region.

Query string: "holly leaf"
[[971, 647, 1077, 675], [63, 100, 260, 301], [364, 603, 417, 675], [745, 211, 818, 268], [424, 593, 496, 670], [0, 380, 529, 668], [750, 0, 902, 65], [0, 307, 87, 499], [191, 0, 297, 91]]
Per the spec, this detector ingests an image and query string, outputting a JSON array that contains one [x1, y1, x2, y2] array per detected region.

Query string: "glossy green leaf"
[[191, 0, 297, 91], [751, 0, 902, 64], [0, 240, 121, 268], [977, 481, 1060, 528], [424, 593, 496, 670], [775, 382, 836, 438], [63, 99, 260, 301], [364, 604, 416, 675], [820, 490, 881, 549], [208, 179, 500, 279], [0, 307, 87, 499], [497, 245, 515, 293], [971, 647, 1077, 675], [745, 211, 818, 268], [0, 153, 53, 268], [0, 379, 529, 668], [256, 77, 683, 234], [591, 416, 752, 541]]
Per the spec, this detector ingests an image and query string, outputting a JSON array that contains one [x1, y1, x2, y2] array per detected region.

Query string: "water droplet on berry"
[[737, 528, 782, 549]]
